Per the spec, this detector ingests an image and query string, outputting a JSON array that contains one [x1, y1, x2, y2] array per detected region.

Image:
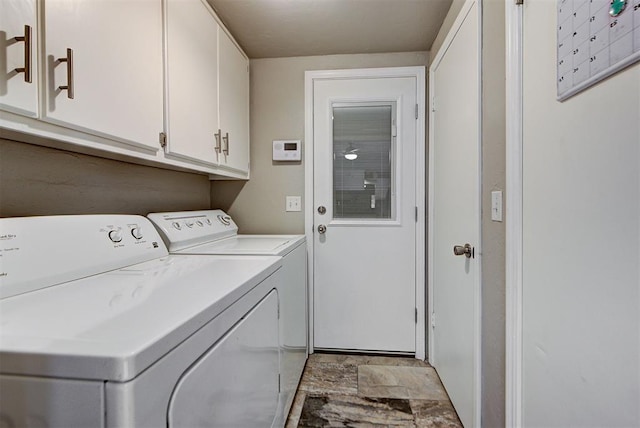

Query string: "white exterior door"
[[429, 1, 480, 427], [311, 72, 421, 353]]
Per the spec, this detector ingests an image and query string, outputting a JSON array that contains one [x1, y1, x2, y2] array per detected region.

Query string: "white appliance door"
[[313, 76, 417, 353], [168, 290, 279, 427]]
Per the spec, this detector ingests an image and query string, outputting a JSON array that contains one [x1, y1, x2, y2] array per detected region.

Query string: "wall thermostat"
[[273, 140, 301, 161]]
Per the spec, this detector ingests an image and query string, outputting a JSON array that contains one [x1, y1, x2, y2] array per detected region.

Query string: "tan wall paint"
[[430, 0, 466, 62], [0, 139, 211, 217], [479, 1, 506, 427], [430, 1, 506, 426], [210, 51, 429, 234]]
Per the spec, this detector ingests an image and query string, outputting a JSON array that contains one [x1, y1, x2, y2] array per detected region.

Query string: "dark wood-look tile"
[[286, 353, 462, 427]]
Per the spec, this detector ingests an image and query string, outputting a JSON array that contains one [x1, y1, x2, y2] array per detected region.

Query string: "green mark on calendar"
[[609, 0, 627, 17]]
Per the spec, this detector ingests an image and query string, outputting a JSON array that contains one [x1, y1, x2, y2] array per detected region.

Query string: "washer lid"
[[179, 235, 306, 256], [0, 255, 281, 382]]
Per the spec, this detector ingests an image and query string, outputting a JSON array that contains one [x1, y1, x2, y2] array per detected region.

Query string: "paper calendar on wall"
[[557, 0, 640, 101]]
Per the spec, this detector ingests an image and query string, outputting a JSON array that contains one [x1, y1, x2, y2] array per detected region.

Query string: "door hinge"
[[415, 104, 419, 119], [515, 0, 523, 4], [415, 206, 418, 222], [159, 132, 167, 149], [415, 308, 418, 323], [431, 312, 436, 328], [278, 374, 281, 392]]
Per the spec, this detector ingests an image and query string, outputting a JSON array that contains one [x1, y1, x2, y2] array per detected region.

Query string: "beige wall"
[[479, 1, 506, 427], [210, 51, 429, 234], [0, 139, 211, 217], [430, 0, 466, 63], [430, 1, 506, 426], [520, 1, 639, 425]]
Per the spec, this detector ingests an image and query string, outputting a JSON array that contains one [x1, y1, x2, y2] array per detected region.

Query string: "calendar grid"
[[557, 0, 640, 101]]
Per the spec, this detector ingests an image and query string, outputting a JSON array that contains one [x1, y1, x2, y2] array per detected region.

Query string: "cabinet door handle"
[[214, 129, 222, 153], [223, 132, 229, 155], [13, 25, 32, 83], [57, 48, 74, 99]]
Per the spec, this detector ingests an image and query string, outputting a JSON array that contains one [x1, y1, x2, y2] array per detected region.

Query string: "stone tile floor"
[[286, 353, 463, 427]]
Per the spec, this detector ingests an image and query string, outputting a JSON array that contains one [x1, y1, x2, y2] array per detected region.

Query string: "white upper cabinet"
[[218, 29, 250, 175], [165, 0, 220, 166], [0, 0, 38, 117], [40, 0, 163, 152], [1, 0, 249, 179]]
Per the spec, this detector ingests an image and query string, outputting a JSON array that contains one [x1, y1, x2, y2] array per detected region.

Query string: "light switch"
[[491, 191, 503, 222], [286, 196, 302, 212]]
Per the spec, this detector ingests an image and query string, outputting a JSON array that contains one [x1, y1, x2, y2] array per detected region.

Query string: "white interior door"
[[429, 1, 480, 427], [312, 74, 418, 353]]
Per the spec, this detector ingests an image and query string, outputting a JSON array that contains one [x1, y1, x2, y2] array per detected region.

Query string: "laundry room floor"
[[286, 353, 462, 427]]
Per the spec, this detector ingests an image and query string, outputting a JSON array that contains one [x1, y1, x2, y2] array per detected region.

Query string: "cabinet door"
[[165, 0, 219, 166], [218, 29, 250, 175], [41, 0, 163, 151], [0, 0, 38, 117]]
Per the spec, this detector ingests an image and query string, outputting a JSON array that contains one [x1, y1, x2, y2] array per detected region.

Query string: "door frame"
[[304, 67, 427, 359], [427, 0, 482, 425], [505, 1, 524, 427]]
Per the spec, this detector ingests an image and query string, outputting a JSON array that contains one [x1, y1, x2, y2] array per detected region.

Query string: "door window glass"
[[332, 104, 395, 219]]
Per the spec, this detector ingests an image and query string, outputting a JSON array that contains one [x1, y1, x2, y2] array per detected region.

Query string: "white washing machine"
[[0, 214, 284, 427], [147, 210, 307, 426]]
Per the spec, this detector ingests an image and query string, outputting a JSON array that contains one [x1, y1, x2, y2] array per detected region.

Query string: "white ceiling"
[[206, 0, 453, 59]]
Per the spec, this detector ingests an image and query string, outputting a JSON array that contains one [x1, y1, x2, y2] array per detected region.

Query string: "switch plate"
[[491, 191, 503, 222], [286, 196, 302, 212]]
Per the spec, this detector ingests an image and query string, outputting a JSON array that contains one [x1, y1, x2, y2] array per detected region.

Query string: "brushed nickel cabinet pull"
[[214, 129, 222, 154], [57, 48, 74, 99], [13, 25, 32, 83], [222, 132, 229, 155]]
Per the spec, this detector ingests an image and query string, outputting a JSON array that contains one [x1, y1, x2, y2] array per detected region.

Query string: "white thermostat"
[[273, 140, 301, 161]]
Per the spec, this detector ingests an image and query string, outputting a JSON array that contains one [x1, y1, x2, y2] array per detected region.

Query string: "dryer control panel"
[[0, 215, 167, 299], [147, 210, 238, 252]]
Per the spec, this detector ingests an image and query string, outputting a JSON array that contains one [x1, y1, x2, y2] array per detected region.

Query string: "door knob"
[[453, 243, 474, 258], [317, 206, 326, 214], [317, 224, 327, 234]]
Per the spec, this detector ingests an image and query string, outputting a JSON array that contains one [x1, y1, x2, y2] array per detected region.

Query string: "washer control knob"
[[196, 220, 204, 227], [172, 222, 181, 230], [131, 227, 143, 240], [205, 218, 212, 225], [108, 229, 123, 243], [217, 215, 231, 226], [185, 220, 194, 228]]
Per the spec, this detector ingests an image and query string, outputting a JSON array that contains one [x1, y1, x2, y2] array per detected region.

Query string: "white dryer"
[[0, 214, 283, 427], [147, 210, 307, 426]]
